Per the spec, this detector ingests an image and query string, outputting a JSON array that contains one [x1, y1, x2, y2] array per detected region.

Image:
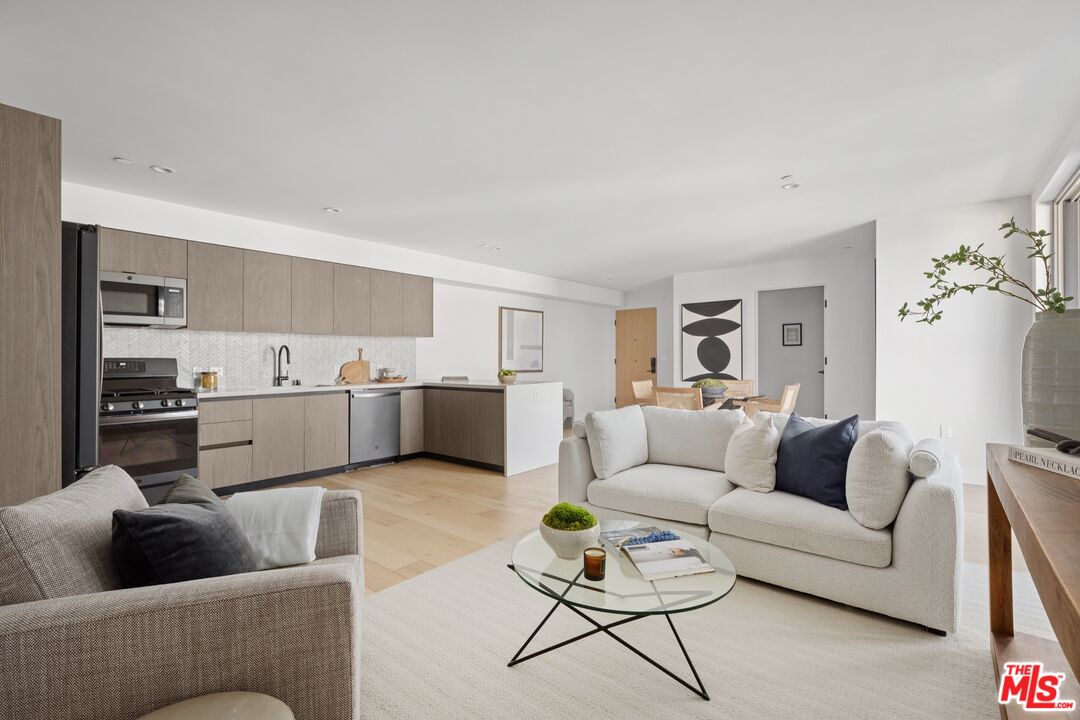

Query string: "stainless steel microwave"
[[100, 271, 187, 328]]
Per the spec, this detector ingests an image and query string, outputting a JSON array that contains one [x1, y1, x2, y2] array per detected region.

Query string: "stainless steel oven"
[[99, 411, 198, 487], [100, 271, 187, 328]]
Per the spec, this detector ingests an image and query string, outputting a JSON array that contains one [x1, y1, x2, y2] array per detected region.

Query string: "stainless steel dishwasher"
[[349, 389, 401, 464]]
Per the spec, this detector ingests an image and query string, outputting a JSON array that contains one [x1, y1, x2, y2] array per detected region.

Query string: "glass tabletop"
[[510, 519, 737, 616]]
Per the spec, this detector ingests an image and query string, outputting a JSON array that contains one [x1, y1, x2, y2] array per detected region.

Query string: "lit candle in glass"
[[583, 547, 606, 581]]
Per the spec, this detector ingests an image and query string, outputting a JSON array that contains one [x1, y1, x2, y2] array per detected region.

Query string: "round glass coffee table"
[[507, 520, 737, 700]]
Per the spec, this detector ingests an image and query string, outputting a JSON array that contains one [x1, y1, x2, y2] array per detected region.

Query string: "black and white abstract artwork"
[[681, 300, 743, 381]]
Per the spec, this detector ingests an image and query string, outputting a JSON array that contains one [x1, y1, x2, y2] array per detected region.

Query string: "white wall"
[[417, 282, 614, 419], [671, 224, 877, 421], [876, 197, 1033, 482], [62, 182, 624, 307], [623, 277, 675, 386]]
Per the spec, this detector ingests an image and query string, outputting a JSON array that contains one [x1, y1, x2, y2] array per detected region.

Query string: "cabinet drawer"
[[198, 445, 252, 489], [199, 420, 253, 448], [199, 399, 253, 424]]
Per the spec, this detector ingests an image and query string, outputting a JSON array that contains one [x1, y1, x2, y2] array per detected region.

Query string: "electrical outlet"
[[940, 425, 953, 439]]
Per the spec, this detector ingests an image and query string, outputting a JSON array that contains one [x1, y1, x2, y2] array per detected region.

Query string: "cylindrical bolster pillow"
[[572, 420, 587, 439], [909, 438, 945, 478]]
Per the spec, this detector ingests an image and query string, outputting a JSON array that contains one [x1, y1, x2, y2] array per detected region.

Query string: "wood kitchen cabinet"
[[0, 103, 61, 505], [422, 388, 504, 467], [369, 269, 404, 336], [333, 264, 371, 336], [400, 388, 424, 455], [292, 257, 335, 335], [243, 250, 292, 333], [402, 274, 434, 337], [304, 393, 349, 471], [187, 242, 245, 331], [252, 396, 306, 480], [99, 227, 188, 278]]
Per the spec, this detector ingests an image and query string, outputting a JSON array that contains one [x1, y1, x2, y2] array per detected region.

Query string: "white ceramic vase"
[[539, 523, 600, 559], [1021, 309, 1080, 445]]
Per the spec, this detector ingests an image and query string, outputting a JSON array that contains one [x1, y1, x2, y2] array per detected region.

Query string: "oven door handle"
[[99, 410, 199, 425]]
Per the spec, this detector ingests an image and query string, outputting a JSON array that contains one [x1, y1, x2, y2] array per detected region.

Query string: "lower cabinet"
[[400, 388, 424, 455], [422, 388, 504, 466], [252, 396, 306, 481], [304, 393, 349, 471], [199, 445, 253, 489]]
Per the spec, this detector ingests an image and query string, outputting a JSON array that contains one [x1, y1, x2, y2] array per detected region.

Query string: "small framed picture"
[[782, 323, 802, 347]]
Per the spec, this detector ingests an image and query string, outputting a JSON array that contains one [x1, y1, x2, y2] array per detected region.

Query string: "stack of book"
[[1008, 446, 1080, 480]]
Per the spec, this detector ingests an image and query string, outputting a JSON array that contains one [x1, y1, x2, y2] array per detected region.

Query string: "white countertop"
[[196, 379, 559, 399]]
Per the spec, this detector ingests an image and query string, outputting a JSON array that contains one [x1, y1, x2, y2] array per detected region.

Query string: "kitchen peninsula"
[[195, 379, 563, 492]]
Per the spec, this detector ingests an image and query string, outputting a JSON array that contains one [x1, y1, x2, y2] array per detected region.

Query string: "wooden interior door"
[[615, 308, 657, 407]]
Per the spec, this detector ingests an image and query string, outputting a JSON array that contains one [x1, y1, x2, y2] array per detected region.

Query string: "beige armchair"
[[0, 466, 363, 720]]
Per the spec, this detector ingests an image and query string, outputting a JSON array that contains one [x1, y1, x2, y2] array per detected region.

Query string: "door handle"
[[649, 357, 656, 374], [818, 370, 824, 374]]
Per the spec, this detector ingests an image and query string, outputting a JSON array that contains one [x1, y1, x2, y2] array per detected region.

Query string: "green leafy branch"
[[898, 218, 1072, 325]]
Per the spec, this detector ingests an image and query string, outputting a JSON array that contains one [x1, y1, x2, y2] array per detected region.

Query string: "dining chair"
[[653, 386, 704, 411], [721, 379, 755, 398], [738, 383, 800, 417], [631, 379, 655, 405]]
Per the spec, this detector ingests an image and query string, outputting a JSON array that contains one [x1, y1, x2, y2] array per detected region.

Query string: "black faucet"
[[274, 345, 291, 386]]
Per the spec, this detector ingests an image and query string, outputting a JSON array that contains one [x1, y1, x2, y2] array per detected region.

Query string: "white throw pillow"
[[908, 438, 944, 478], [724, 413, 781, 492], [572, 420, 587, 439], [584, 405, 649, 479], [641, 406, 745, 472], [845, 429, 913, 530], [226, 487, 325, 570]]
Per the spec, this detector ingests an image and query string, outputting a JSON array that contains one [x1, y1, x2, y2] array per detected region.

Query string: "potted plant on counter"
[[539, 502, 600, 559], [498, 368, 518, 385], [898, 218, 1078, 444]]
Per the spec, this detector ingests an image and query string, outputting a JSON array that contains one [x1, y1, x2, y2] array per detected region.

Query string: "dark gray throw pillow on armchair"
[[112, 475, 257, 588], [775, 413, 859, 510]]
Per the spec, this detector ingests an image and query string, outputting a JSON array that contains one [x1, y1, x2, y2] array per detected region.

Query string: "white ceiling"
[[3, 1, 1080, 290]]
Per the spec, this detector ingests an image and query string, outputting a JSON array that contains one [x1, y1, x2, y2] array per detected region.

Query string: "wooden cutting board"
[[337, 348, 371, 384]]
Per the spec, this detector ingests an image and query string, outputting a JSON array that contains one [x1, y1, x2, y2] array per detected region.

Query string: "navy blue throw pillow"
[[775, 413, 859, 510]]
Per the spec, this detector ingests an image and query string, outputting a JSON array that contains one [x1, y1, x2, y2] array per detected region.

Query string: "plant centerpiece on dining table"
[[898, 218, 1079, 444], [539, 502, 600, 559], [692, 378, 729, 404]]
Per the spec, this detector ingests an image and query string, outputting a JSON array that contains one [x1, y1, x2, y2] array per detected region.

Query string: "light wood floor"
[[288, 459, 1018, 595]]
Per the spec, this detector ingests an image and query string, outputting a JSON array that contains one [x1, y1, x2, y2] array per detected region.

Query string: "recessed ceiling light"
[[780, 174, 799, 190], [323, 207, 342, 214], [112, 156, 132, 165], [149, 164, 175, 174]]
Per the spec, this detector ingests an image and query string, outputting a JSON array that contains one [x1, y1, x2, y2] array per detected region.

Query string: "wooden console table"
[[986, 444, 1080, 718]]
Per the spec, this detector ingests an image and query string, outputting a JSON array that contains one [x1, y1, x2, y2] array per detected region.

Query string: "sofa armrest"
[[0, 556, 362, 720], [315, 489, 363, 559], [559, 436, 595, 503], [891, 450, 964, 633]]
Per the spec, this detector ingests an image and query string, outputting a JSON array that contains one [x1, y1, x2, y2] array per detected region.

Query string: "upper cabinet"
[[187, 242, 244, 332], [291, 257, 334, 335], [370, 269, 404, 336], [402, 274, 434, 337], [333, 264, 371, 336], [243, 250, 292, 333], [99, 227, 188, 278]]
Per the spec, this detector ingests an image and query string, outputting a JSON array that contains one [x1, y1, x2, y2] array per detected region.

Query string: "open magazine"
[[600, 527, 716, 581]]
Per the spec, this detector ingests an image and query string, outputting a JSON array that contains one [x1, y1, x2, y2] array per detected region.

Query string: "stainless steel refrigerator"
[[60, 222, 101, 486]]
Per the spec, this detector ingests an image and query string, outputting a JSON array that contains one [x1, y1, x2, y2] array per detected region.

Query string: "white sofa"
[[559, 405, 963, 634]]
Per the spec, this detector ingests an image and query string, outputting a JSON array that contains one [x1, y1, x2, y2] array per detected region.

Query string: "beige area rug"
[[359, 541, 1053, 719]]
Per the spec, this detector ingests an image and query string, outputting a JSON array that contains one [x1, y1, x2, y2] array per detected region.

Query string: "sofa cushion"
[[708, 488, 892, 568], [571, 420, 587, 439], [587, 464, 735, 525], [0, 465, 148, 606], [909, 438, 945, 478], [641, 406, 744, 472], [775, 414, 859, 510], [760, 412, 910, 441], [584, 405, 649, 479], [846, 429, 913, 530], [724, 413, 781, 492]]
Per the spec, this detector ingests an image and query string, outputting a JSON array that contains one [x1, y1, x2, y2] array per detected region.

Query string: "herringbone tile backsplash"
[[103, 328, 416, 389]]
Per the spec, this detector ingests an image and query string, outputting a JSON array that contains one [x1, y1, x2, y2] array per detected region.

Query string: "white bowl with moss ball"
[[539, 503, 600, 559]]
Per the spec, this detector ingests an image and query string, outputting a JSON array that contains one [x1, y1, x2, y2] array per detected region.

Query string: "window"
[[1053, 166, 1080, 308]]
